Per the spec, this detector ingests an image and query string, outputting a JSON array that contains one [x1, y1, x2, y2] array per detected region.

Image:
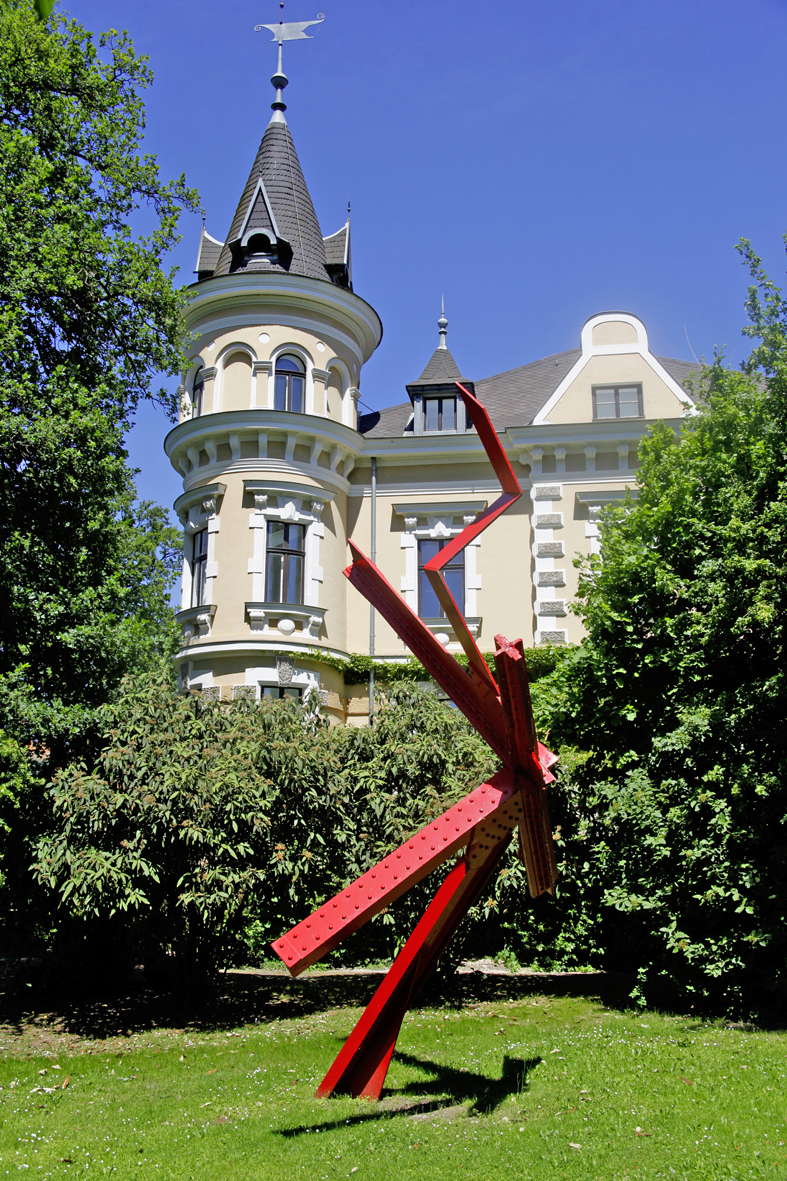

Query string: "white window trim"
[[267, 345, 315, 415], [247, 486, 325, 611], [242, 663, 322, 700], [398, 510, 482, 620], [177, 486, 225, 635]]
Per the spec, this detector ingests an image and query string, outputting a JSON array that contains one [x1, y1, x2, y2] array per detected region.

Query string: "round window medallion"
[[435, 633, 450, 647], [206, 340, 216, 351], [316, 341, 325, 352], [277, 619, 296, 636], [259, 332, 270, 343]]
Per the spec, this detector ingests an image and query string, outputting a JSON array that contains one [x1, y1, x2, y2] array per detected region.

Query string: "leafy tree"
[[0, 0, 198, 748], [540, 238, 787, 1016]]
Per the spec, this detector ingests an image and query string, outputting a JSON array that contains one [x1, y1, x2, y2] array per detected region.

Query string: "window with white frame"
[[274, 355, 305, 413], [191, 368, 204, 418], [265, 521, 305, 604], [191, 528, 208, 607], [418, 538, 464, 617], [592, 383, 643, 420]]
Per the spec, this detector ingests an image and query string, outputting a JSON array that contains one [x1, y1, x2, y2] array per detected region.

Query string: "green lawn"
[[0, 983, 784, 1180]]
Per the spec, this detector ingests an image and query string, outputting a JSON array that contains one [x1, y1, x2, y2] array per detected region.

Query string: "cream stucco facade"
[[166, 96, 696, 724]]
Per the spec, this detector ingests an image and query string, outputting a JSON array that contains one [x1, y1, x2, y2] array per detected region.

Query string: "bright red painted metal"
[[344, 542, 510, 763], [271, 379, 559, 1098], [273, 769, 517, 977], [422, 383, 522, 688]]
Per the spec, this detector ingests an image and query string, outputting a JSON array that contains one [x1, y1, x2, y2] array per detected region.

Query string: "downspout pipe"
[[368, 456, 377, 724]]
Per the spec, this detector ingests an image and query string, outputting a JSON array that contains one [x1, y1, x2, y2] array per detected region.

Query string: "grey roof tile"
[[213, 120, 331, 283], [323, 223, 348, 266], [195, 229, 224, 278], [410, 345, 469, 386], [323, 220, 352, 289], [473, 349, 581, 428], [359, 402, 413, 437], [359, 350, 700, 438]]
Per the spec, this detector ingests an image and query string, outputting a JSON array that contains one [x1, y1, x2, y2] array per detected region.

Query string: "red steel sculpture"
[[271, 381, 558, 1100]]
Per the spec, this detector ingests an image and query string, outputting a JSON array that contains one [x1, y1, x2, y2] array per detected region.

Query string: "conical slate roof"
[[412, 345, 469, 386], [213, 119, 330, 282]]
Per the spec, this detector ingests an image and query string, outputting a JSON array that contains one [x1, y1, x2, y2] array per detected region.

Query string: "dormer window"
[[424, 395, 456, 432], [246, 232, 275, 258], [274, 355, 305, 413], [191, 369, 204, 419]]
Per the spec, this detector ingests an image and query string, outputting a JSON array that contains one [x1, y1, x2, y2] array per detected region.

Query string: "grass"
[[0, 980, 784, 1180]]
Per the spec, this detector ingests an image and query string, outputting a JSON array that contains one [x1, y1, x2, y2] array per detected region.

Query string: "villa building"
[[165, 55, 698, 724]]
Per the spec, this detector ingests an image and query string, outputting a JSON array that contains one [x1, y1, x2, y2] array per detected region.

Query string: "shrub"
[[31, 675, 497, 990]]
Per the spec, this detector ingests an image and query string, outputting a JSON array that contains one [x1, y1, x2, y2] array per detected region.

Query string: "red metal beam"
[[272, 769, 517, 976], [344, 542, 510, 762], [421, 383, 523, 691], [316, 800, 520, 1099], [270, 373, 561, 1102], [517, 773, 559, 898]]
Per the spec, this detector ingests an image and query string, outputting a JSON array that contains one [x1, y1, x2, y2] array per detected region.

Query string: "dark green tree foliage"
[[0, 1, 197, 743], [539, 241, 787, 1014], [31, 677, 498, 989]]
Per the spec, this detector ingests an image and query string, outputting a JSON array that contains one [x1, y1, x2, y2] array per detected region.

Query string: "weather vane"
[[255, 4, 325, 114]]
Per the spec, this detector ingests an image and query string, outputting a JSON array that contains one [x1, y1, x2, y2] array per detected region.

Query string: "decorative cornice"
[[183, 457, 351, 497], [244, 477, 335, 503], [172, 638, 353, 664], [392, 499, 487, 517], [184, 272, 383, 365], [165, 409, 362, 456], [575, 489, 638, 505], [173, 482, 227, 520]]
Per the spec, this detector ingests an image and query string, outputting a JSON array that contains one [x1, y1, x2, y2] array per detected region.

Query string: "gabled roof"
[[358, 351, 700, 439], [473, 349, 581, 428], [237, 176, 283, 246], [212, 119, 331, 282]]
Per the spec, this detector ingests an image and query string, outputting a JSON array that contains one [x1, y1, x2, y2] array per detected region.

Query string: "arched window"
[[274, 354, 305, 413], [191, 368, 205, 419]]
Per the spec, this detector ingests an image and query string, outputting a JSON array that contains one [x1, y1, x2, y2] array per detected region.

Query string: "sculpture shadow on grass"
[[276, 1051, 542, 1138]]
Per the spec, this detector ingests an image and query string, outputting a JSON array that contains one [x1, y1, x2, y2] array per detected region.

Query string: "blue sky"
[[63, 0, 787, 512]]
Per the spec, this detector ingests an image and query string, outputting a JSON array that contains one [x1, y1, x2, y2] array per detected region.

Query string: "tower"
[[165, 16, 382, 718]]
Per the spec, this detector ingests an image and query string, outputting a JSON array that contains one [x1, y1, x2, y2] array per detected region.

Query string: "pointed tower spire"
[[196, 11, 355, 289], [406, 300, 470, 393], [270, 38, 288, 122], [255, 6, 325, 124], [438, 296, 448, 349], [209, 10, 329, 281]]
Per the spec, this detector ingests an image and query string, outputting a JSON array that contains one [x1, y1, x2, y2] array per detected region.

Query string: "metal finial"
[[255, 10, 325, 120], [347, 198, 351, 218], [437, 296, 448, 349]]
